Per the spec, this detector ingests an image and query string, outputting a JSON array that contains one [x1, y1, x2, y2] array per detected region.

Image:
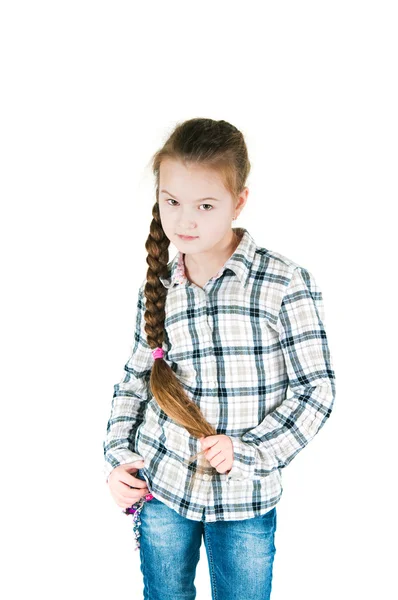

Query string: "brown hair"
[[143, 118, 251, 479]]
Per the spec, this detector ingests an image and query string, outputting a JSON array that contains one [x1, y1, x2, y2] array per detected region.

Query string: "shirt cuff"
[[103, 450, 144, 483], [226, 437, 257, 482]]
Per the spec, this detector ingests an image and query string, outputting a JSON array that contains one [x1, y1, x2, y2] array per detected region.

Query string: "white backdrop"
[[1, 1, 396, 599]]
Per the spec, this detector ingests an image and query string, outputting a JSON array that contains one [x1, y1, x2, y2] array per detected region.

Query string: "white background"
[[1, 1, 397, 599]]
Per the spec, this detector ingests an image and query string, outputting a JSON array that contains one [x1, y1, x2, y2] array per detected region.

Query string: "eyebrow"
[[160, 189, 220, 202]]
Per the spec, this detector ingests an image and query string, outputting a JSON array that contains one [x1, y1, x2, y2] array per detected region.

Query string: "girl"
[[103, 118, 336, 600]]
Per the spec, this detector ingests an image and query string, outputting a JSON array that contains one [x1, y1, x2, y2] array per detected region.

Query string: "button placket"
[[206, 292, 218, 384]]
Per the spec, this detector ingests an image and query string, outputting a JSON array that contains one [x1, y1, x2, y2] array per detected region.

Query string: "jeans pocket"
[[259, 506, 277, 523]]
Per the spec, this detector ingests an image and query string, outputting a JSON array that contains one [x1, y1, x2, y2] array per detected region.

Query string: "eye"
[[165, 199, 214, 211]]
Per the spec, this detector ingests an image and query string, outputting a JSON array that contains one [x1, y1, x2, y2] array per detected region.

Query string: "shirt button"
[[203, 474, 211, 481]]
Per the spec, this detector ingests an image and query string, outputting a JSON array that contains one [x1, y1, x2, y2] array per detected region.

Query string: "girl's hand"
[[107, 460, 149, 509], [199, 435, 233, 474]]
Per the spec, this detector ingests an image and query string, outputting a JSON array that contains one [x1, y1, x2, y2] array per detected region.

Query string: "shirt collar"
[[159, 227, 257, 290]]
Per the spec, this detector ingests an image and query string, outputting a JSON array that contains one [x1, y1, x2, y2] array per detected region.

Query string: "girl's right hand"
[[107, 459, 149, 509]]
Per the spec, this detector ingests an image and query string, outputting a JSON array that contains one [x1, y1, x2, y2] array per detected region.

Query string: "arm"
[[103, 283, 153, 483], [227, 266, 336, 482]]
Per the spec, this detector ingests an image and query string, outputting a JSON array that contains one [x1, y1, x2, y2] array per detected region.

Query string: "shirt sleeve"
[[226, 266, 336, 482], [102, 283, 154, 483]]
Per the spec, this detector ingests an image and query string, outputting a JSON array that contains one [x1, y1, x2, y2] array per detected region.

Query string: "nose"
[[178, 214, 197, 231], [179, 224, 196, 232]]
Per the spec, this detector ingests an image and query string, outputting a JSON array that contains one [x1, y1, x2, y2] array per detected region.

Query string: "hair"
[[143, 117, 251, 480]]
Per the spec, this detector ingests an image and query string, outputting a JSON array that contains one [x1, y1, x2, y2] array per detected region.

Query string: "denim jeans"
[[135, 469, 277, 600]]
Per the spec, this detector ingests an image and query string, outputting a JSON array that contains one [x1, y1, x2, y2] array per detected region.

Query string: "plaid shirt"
[[103, 227, 336, 521]]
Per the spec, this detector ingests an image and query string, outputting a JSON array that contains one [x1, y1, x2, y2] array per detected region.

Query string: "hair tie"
[[152, 347, 164, 360]]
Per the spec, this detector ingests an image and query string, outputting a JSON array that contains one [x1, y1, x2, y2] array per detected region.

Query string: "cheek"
[[207, 211, 230, 227], [159, 206, 173, 229], [158, 202, 166, 218]]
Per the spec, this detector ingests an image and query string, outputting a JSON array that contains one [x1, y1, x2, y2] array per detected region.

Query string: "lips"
[[177, 234, 198, 240]]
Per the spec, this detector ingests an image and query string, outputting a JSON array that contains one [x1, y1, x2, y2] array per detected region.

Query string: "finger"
[[119, 472, 148, 488], [214, 457, 227, 472], [123, 478, 148, 489], [205, 448, 222, 462], [123, 462, 145, 473], [202, 439, 220, 451], [116, 494, 142, 509], [117, 487, 149, 504], [124, 489, 149, 503], [115, 474, 147, 493]]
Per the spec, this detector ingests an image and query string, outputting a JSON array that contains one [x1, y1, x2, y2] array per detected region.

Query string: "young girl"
[[103, 118, 336, 600]]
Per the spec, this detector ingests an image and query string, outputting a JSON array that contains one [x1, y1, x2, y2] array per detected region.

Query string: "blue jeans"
[[135, 469, 277, 600]]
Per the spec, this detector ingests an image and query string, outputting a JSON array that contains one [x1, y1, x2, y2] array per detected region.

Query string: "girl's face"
[[158, 158, 247, 256]]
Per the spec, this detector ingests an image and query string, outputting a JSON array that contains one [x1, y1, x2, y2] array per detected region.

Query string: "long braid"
[[144, 199, 217, 477]]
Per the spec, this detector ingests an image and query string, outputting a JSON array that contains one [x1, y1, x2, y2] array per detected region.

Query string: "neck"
[[184, 228, 243, 275]]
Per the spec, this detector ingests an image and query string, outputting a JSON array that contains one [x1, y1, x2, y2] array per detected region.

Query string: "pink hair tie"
[[152, 347, 164, 360]]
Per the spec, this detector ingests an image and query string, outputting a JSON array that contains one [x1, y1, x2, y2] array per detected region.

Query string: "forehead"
[[159, 158, 228, 193]]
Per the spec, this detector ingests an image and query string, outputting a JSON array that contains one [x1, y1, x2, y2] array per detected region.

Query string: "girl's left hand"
[[199, 434, 233, 474]]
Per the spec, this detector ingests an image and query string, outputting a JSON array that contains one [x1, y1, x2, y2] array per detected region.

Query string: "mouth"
[[177, 234, 199, 241]]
